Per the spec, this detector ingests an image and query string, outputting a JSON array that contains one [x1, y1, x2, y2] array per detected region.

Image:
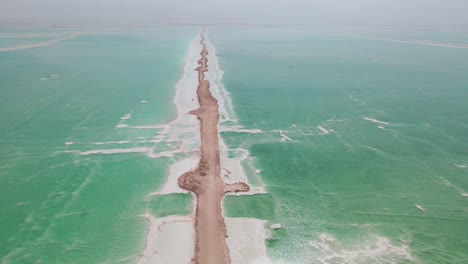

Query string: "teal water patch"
[[211, 26, 468, 263], [148, 193, 192, 217], [224, 194, 276, 220], [0, 27, 198, 263]]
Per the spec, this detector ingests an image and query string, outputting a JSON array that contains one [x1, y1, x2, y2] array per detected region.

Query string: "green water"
[[1, 25, 468, 264], [211, 27, 468, 263], [0, 27, 197, 263]]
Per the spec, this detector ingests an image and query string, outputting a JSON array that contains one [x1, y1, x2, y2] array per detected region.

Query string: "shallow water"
[[1, 25, 468, 264], [0, 26, 198, 263], [210, 26, 468, 264]]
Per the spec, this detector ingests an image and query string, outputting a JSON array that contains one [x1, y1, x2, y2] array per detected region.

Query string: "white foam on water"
[[79, 147, 151, 156], [50, 74, 60, 77], [137, 214, 194, 264], [120, 114, 132, 120], [378, 126, 385, 129], [309, 233, 413, 264], [130, 125, 165, 129], [363, 117, 389, 125], [60, 150, 79, 154], [318, 126, 330, 134], [116, 124, 128, 128], [349, 94, 366, 105], [462, 193, 468, 197], [310, 233, 336, 251], [366, 146, 381, 152], [440, 177, 467, 197], [151, 156, 199, 195], [415, 205, 425, 212], [220, 127, 263, 134], [94, 141, 131, 145], [40, 77, 48, 80], [226, 218, 271, 264], [64, 142, 74, 146], [455, 164, 467, 169], [140, 100, 148, 103], [274, 130, 293, 142], [297, 129, 316, 136]]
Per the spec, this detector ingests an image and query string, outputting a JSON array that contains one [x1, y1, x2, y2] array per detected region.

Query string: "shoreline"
[[178, 31, 249, 263]]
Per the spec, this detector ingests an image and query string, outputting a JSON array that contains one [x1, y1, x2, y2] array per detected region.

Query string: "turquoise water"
[[0, 27, 197, 263], [211, 27, 468, 263], [1, 25, 468, 264]]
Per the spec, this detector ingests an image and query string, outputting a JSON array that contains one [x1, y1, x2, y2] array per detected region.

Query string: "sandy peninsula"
[[178, 32, 249, 264]]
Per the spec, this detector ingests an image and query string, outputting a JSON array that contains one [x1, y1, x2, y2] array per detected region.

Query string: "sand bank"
[[177, 31, 247, 264]]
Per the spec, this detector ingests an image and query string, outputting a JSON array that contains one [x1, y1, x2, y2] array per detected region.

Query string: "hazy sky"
[[1, 0, 467, 28]]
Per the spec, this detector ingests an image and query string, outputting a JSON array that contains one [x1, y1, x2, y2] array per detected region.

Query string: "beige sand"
[[178, 32, 249, 264]]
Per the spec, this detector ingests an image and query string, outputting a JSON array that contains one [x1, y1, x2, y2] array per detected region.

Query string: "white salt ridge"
[[105, 33, 267, 197], [64, 142, 74, 146], [137, 214, 194, 264], [415, 204, 425, 212], [462, 193, 468, 197], [60, 150, 79, 153], [79, 145, 183, 158], [130, 125, 165, 129], [325, 32, 468, 49], [204, 33, 267, 195], [274, 130, 293, 142], [0, 35, 78, 52], [440, 177, 467, 197], [137, 216, 270, 264], [309, 233, 413, 264], [50, 74, 60, 77], [378, 126, 385, 129], [455, 164, 467, 169], [364, 117, 389, 125], [318, 126, 330, 134], [79, 147, 151, 156], [220, 127, 263, 134], [138, 140, 160, 143], [349, 94, 366, 105], [366, 146, 381, 152], [146, 148, 186, 159], [140, 100, 148, 103], [219, 144, 266, 195], [204, 31, 238, 123], [95, 141, 131, 145], [226, 218, 271, 264], [152, 156, 199, 195], [270, 223, 282, 230], [120, 114, 131, 120]]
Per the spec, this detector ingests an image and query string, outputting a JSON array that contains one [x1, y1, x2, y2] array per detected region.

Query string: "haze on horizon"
[[1, 0, 468, 29]]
